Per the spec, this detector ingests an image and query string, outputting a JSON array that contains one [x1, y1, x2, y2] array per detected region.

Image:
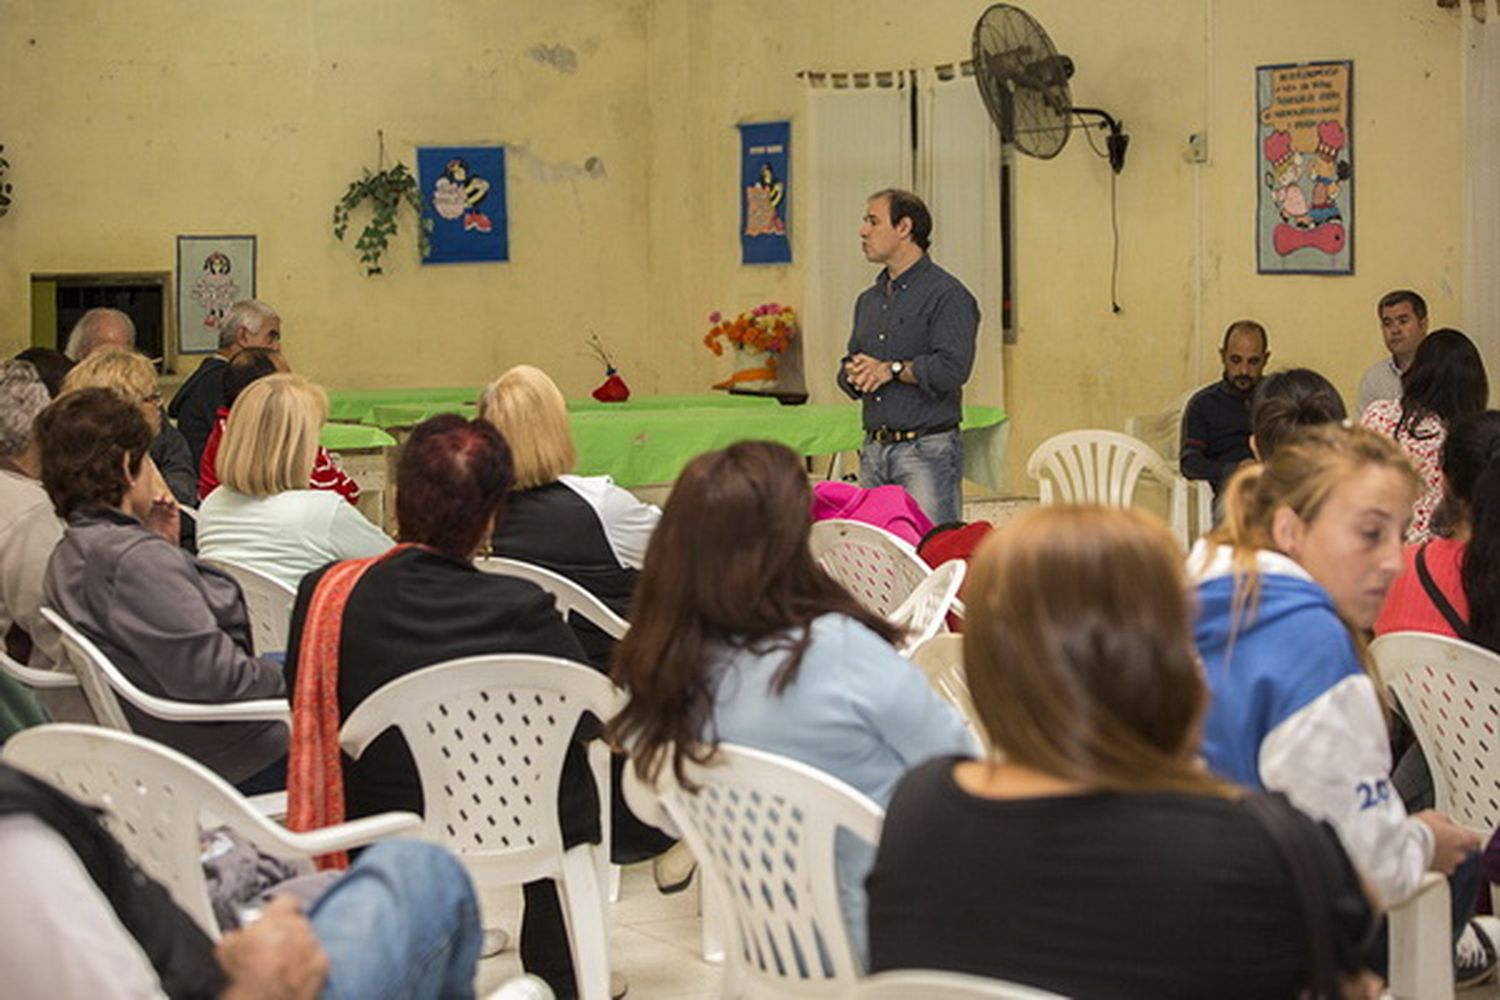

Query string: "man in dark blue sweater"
[[1180, 320, 1269, 496]]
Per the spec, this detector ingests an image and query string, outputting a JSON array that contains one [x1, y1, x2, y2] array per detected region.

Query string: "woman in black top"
[[865, 505, 1375, 999], [479, 365, 659, 668]]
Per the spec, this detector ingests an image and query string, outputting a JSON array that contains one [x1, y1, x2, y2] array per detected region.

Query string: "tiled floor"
[[475, 862, 720, 998]]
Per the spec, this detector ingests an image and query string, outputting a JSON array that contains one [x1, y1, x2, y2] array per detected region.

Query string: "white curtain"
[[805, 78, 911, 404], [1463, 4, 1500, 375], [917, 68, 1005, 410]]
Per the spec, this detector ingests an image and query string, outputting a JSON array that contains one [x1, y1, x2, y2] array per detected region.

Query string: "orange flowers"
[[703, 302, 799, 356]]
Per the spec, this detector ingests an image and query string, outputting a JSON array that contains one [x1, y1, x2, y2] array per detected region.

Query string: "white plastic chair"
[[809, 519, 932, 617], [40, 607, 291, 730], [1388, 873, 1453, 1000], [0, 647, 80, 693], [201, 557, 297, 655], [849, 969, 1065, 999], [474, 557, 630, 639], [658, 742, 884, 999], [1370, 632, 1500, 836], [889, 560, 964, 654], [339, 654, 620, 1000], [2, 724, 420, 939], [906, 633, 986, 755], [1026, 430, 1188, 546]]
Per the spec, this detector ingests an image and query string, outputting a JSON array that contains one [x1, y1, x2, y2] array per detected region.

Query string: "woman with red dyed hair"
[[283, 414, 668, 999]]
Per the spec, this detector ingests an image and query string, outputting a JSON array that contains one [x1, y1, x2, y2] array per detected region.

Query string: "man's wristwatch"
[[889, 360, 905, 379]]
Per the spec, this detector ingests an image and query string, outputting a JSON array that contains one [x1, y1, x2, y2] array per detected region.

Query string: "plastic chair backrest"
[[340, 654, 619, 883], [809, 519, 932, 617], [0, 647, 80, 691], [39, 607, 290, 728], [658, 742, 883, 997], [2, 724, 420, 939], [201, 558, 296, 655], [1371, 632, 1500, 834], [850, 970, 1066, 999], [906, 633, 987, 754], [890, 560, 965, 653], [474, 558, 629, 639], [1026, 430, 1187, 545]]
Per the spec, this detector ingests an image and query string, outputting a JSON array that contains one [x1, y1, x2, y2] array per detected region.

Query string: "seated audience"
[[1376, 410, 1500, 642], [0, 361, 83, 722], [37, 388, 286, 788], [1361, 328, 1489, 542], [197, 374, 388, 591], [285, 414, 669, 999], [479, 364, 659, 667], [1191, 422, 1497, 984], [12, 346, 74, 398], [1249, 367, 1347, 461], [198, 348, 360, 504], [171, 298, 282, 469], [609, 440, 974, 964], [1180, 319, 1269, 495], [867, 505, 1374, 998], [61, 346, 197, 508], [0, 761, 481, 999]]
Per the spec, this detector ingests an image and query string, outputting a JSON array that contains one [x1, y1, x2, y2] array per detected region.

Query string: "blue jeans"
[[310, 840, 483, 1000], [859, 429, 964, 526]]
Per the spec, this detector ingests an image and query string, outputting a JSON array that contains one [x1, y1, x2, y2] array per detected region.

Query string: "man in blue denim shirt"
[[837, 189, 979, 525]]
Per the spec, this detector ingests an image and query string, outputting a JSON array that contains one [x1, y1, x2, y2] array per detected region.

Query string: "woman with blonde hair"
[[61, 346, 196, 506], [198, 374, 391, 593], [479, 364, 659, 666], [1191, 422, 1496, 983], [867, 505, 1373, 997]]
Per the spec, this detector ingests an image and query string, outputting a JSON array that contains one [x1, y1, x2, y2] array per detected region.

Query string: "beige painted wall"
[[0, 1, 1467, 490], [0, 0, 652, 392]]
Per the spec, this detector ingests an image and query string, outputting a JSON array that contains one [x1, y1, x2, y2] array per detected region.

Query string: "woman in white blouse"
[[198, 373, 391, 591]]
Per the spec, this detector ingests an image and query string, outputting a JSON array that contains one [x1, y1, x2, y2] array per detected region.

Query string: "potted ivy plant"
[[332, 132, 432, 275]]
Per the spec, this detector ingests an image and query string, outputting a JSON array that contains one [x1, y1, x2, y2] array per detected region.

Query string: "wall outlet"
[[1185, 132, 1209, 163]]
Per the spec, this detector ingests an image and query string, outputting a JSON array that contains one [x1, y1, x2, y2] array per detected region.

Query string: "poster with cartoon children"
[[1257, 61, 1353, 274], [417, 145, 508, 264], [176, 235, 256, 353]]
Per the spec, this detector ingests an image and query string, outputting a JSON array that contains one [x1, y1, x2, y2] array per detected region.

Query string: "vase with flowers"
[[702, 302, 799, 391]]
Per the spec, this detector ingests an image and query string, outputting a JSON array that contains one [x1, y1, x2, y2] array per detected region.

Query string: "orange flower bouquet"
[[703, 303, 798, 389]]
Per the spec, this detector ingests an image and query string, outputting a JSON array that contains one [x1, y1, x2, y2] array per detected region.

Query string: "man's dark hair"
[[1250, 368, 1347, 460], [1221, 320, 1268, 353], [222, 347, 283, 408], [1378, 289, 1428, 321], [35, 388, 153, 519], [870, 188, 932, 252], [397, 414, 514, 558]]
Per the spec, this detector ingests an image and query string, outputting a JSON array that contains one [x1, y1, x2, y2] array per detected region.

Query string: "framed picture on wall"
[[176, 235, 256, 353], [1256, 60, 1353, 275]]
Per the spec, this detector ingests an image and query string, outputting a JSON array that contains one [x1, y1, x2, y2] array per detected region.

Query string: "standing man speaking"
[[837, 189, 979, 525]]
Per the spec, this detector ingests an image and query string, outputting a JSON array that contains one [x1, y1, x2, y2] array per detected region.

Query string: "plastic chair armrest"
[[258, 810, 424, 857]]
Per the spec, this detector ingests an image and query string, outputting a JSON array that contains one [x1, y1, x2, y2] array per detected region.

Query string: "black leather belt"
[[867, 421, 960, 444]]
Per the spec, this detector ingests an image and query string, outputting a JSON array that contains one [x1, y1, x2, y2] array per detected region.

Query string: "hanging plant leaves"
[[332, 154, 429, 276], [0, 144, 12, 218]]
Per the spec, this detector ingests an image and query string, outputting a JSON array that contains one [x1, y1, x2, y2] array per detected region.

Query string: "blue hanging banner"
[[739, 121, 791, 265], [418, 145, 509, 264]]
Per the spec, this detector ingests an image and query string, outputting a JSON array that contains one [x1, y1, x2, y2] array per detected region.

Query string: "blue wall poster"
[[418, 145, 509, 264], [739, 121, 791, 265]]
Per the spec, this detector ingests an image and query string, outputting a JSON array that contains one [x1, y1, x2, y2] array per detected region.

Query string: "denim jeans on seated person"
[[859, 429, 964, 527], [310, 839, 483, 1000]]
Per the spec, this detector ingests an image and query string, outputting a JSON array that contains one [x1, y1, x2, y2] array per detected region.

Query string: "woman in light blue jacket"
[[609, 440, 974, 964]]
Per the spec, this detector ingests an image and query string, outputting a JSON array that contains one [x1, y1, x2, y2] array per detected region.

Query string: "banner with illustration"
[[1256, 61, 1353, 274], [418, 145, 508, 264], [739, 121, 791, 265]]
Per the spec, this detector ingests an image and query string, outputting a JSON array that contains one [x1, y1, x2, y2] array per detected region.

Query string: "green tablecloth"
[[320, 424, 396, 449], [325, 388, 1007, 489]]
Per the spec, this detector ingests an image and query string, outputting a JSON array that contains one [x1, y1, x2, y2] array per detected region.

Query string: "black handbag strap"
[[1241, 792, 1342, 999], [1414, 542, 1473, 642]]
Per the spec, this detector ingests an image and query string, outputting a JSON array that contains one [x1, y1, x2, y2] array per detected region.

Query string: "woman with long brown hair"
[[610, 440, 972, 963], [867, 505, 1372, 997]]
